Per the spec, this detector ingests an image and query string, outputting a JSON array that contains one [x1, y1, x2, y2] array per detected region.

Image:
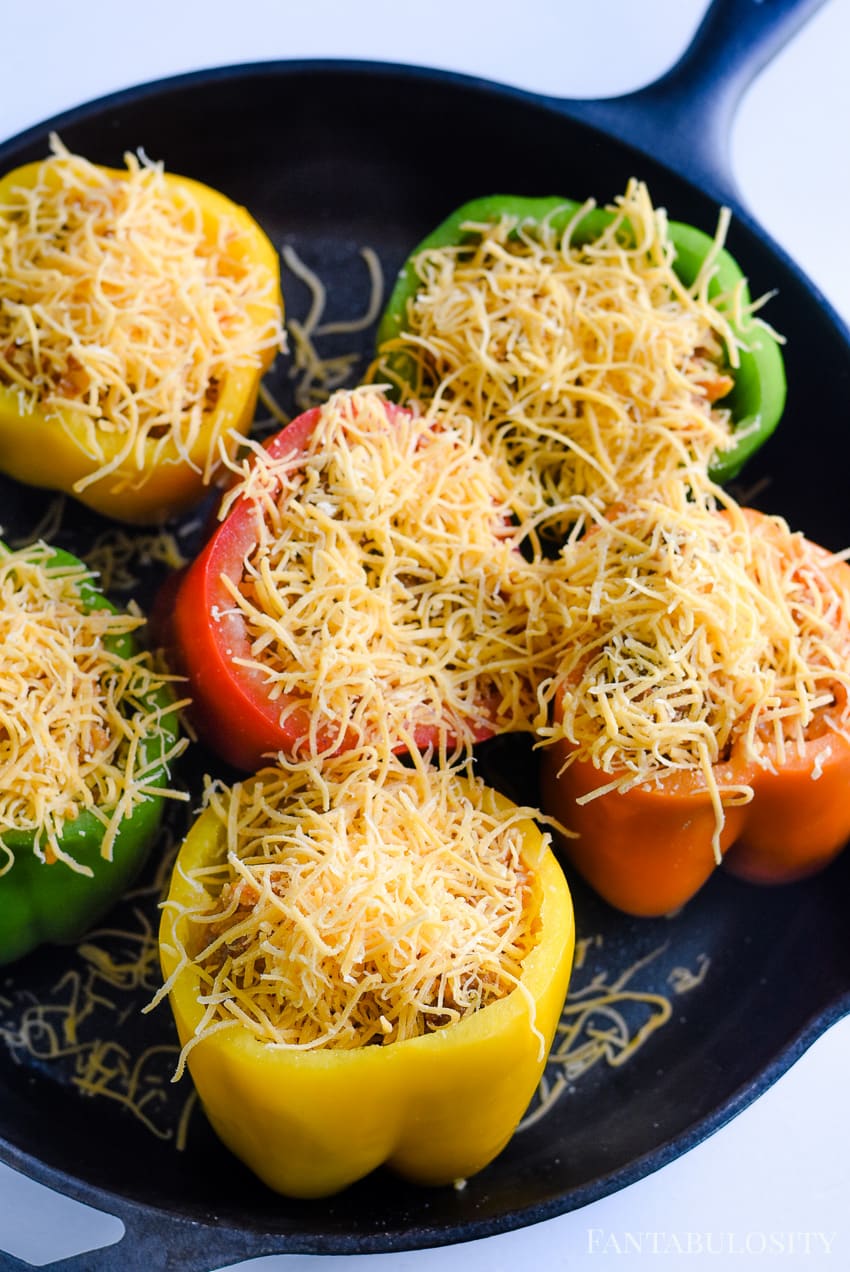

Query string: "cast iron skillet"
[[1, 1, 848, 1267]]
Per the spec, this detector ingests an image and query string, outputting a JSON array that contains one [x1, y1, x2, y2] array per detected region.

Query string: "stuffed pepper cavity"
[[0, 539, 186, 963], [0, 136, 283, 523], [157, 750, 575, 1197], [373, 180, 785, 535], [158, 386, 547, 770], [536, 498, 850, 916]]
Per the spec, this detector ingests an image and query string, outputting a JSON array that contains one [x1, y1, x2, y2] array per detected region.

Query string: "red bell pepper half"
[[157, 398, 509, 771]]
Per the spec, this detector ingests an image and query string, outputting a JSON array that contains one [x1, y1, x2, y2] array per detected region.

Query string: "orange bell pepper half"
[[539, 509, 850, 916]]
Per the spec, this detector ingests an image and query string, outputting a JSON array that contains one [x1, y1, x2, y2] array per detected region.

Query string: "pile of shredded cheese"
[[534, 485, 850, 854], [218, 385, 545, 755], [0, 541, 185, 875], [375, 180, 745, 535], [0, 135, 283, 489], [168, 751, 543, 1054]]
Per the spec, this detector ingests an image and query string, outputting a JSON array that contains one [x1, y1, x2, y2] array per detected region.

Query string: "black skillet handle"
[[553, 0, 829, 209]]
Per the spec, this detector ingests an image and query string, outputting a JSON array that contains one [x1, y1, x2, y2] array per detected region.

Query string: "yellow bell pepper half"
[[159, 790, 575, 1199], [0, 159, 282, 524]]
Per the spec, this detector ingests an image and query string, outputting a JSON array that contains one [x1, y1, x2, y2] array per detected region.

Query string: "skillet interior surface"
[[1, 62, 849, 1258]]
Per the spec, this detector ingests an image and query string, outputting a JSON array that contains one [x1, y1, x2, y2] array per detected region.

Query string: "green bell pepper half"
[[0, 544, 182, 965], [375, 194, 786, 484]]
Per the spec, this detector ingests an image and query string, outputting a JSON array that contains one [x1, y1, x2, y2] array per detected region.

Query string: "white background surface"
[[1, 1, 849, 1268]]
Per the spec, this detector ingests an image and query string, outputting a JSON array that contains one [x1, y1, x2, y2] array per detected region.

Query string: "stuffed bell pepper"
[[157, 386, 544, 770], [536, 497, 850, 916], [0, 539, 185, 963], [372, 180, 785, 536], [0, 137, 283, 524], [157, 750, 575, 1197]]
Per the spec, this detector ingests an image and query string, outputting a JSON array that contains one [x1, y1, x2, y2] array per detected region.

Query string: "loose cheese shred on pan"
[[520, 942, 710, 1130], [84, 524, 190, 592], [0, 134, 283, 488], [168, 751, 543, 1054], [0, 899, 198, 1146], [376, 180, 746, 532], [0, 541, 185, 876], [218, 386, 546, 754], [280, 243, 384, 413], [534, 484, 850, 856]]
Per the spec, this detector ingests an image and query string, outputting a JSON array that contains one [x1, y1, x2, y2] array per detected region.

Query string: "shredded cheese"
[[5, 493, 67, 548], [374, 180, 747, 534], [217, 385, 545, 755], [0, 900, 198, 1146], [0, 135, 283, 489], [279, 243, 384, 415], [0, 541, 186, 875], [167, 750, 543, 1054], [8, 193, 822, 1165], [519, 937, 709, 1129], [84, 524, 190, 592], [534, 485, 850, 855], [251, 242, 385, 432]]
